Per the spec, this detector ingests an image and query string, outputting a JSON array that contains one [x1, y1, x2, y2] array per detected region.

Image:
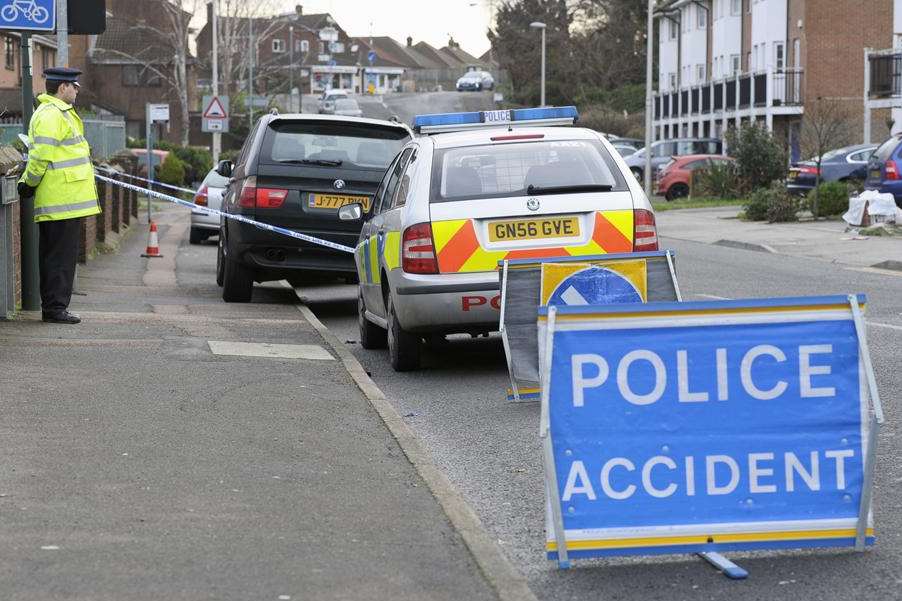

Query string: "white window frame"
[[272, 38, 285, 53], [731, 54, 740, 75], [774, 41, 785, 71], [669, 19, 678, 40], [696, 63, 706, 82], [731, 0, 741, 14], [669, 72, 677, 90], [697, 5, 707, 28]]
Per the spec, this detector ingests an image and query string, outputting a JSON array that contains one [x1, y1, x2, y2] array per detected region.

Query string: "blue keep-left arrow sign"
[[0, 0, 56, 31], [547, 266, 643, 306]]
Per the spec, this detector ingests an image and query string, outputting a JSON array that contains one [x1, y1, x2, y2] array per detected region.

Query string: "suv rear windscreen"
[[431, 139, 628, 202], [260, 120, 409, 170], [872, 136, 900, 161]]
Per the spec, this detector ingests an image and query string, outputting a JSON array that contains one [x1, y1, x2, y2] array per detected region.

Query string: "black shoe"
[[42, 311, 81, 324]]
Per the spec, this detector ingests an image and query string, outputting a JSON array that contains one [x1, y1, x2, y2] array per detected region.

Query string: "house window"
[[4, 37, 14, 70], [123, 65, 140, 86], [731, 54, 740, 75], [299, 39, 309, 52], [774, 42, 785, 70], [696, 64, 706, 82], [319, 41, 326, 54], [669, 72, 677, 90], [731, 0, 741, 14], [697, 5, 706, 28], [330, 42, 344, 54], [272, 39, 285, 53], [669, 19, 678, 40]]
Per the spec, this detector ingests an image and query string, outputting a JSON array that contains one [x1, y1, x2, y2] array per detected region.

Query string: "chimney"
[[406, 36, 412, 47], [295, 4, 303, 16]]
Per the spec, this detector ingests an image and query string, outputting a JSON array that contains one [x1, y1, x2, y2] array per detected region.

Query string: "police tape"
[[94, 166, 203, 197], [95, 173, 356, 254]]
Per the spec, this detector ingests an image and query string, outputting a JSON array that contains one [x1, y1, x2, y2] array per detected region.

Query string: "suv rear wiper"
[[526, 183, 613, 195], [277, 159, 343, 167]]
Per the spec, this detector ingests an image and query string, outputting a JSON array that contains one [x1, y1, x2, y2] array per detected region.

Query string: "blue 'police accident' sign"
[[0, 0, 55, 31], [539, 295, 882, 565]]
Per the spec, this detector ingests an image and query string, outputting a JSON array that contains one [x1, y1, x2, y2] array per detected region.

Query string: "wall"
[[712, 0, 742, 78], [750, 0, 788, 72], [680, 1, 709, 85], [658, 13, 679, 91]]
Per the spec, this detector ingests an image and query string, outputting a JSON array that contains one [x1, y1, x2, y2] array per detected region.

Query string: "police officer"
[[17, 67, 100, 324]]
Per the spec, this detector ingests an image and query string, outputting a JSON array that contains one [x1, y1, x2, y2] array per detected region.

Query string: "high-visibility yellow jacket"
[[19, 94, 100, 222]]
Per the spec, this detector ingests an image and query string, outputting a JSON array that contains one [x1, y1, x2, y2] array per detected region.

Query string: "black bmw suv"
[[215, 113, 411, 302]]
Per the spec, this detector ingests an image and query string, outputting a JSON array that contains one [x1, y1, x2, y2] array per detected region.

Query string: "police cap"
[[43, 67, 82, 83]]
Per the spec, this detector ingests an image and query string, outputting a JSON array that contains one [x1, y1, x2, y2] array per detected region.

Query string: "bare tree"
[[213, 0, 283, 100], [800, 97, 856, 219]]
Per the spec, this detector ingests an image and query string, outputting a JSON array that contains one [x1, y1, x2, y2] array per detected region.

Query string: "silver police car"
[[339, 107, 659, 371]]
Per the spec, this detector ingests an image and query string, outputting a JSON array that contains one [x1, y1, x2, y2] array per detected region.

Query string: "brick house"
[[69, 0, 198, 142], [0, 34, 58, 119], [653, 0, 895, 160]]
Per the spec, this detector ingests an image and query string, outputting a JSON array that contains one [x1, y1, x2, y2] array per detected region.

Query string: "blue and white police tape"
[[95, 165, 203, 198], [95, 173, 356, 254]]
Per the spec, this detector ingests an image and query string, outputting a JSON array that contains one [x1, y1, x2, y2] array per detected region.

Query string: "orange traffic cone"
[[141, 221, 163, 258]]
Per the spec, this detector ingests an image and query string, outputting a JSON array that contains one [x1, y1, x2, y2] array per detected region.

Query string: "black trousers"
[[38, 218, 81, 315]]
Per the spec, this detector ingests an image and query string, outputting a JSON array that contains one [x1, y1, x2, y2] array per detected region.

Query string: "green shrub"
[[807, 181, 849, 217], [692, 161, 741, 198], [765, 182, 799, 222], [725, 124, 787, 193], [172, 146, 212, 184], [744, 187, 770, 221], [157, 153, 186, 187]]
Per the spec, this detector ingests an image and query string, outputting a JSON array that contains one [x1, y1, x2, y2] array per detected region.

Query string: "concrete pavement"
[[0, 208, 503, 600], [656, 207, 902, 270]]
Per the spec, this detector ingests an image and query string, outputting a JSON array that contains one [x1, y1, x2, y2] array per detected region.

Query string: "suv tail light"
[[194, 184, 208, 206], [886, 160, 899, 180], [633, 209, 659, 251], [238, 176, 289, 209], [402, 222, 439, 274]]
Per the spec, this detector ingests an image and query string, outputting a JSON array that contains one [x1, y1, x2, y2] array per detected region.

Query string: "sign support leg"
[[499, 260, 521, 402], [666, 250, 682, 301], [697, 552, 749, 580]]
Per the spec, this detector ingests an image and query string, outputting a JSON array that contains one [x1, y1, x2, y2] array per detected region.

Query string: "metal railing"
[[868, 53, 901, 98], [654, 69, 804, 121], [0, 118, 126, 159]]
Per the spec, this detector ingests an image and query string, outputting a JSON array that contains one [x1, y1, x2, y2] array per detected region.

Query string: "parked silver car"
[[189, 165, 229, 244], [317, 89, 349, 114], [333, 98, 363, 117], [455, 71, 494, 91]]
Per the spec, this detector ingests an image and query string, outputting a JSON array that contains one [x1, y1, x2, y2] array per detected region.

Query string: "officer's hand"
[[17, 182, 35, 200]]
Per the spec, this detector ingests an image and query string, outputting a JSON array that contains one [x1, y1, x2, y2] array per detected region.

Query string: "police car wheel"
[[358, 290, 387, 349], [222, 257, 254, 303], [386, 294, 420, 371]]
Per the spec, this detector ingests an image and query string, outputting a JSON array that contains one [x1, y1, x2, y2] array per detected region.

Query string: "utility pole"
[[644, 0, 654, 199], [57, 0, 68, 65], [289, 25, 294, 112], [248, 16, 254, 130], [20, 33, 39, 311], [529, 22, 546, 107], [211, 0, 220, 163]]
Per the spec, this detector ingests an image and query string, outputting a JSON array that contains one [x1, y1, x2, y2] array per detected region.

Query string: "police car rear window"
[[430, 139, 627, 202], [260, 120, 409, 170]]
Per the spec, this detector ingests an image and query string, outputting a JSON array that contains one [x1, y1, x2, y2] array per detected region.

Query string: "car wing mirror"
[[216, 160, 233, 178], [338, 202, 363, 221]]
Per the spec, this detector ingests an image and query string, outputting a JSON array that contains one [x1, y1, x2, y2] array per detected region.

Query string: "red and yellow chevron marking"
[[432, 211, 634, 273]]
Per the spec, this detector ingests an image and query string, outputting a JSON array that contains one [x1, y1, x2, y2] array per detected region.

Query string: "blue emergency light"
[[412, 106, 579, 134]]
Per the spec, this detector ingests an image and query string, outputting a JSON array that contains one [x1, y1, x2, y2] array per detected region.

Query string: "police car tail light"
[[194, 184, 208, 207], [633, 209, 659, 251], [402, 222, 439, 274]]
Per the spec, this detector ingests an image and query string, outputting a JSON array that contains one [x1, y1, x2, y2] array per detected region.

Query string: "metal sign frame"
[[499, 250, 682, 403], [538, 294, 883, 573]]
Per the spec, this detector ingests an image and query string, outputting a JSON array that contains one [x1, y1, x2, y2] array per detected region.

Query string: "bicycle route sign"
[[0, 0, 55, 31]]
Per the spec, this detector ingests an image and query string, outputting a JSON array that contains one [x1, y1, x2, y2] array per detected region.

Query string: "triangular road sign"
[[203, 96, 227, 119]]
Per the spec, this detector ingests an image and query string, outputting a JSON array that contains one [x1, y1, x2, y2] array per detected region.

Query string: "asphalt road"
[[289, 235, 902, 601]]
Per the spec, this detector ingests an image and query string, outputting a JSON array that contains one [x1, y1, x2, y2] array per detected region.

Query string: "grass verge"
[[652, 197, 746, 211]]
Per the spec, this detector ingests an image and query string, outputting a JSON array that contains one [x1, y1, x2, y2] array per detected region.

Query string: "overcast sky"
[[192, 0, 494, 56]]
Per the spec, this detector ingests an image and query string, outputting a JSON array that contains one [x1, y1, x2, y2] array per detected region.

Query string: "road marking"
[[207, 340, 334, 360]]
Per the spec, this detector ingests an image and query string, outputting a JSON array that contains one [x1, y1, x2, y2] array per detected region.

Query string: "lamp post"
[[289, 25, 294, 112], [530, 21, 546, 106], [644, 0, 654, 199]]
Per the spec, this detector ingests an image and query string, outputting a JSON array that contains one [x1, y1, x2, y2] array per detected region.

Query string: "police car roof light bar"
[[413, 106, 579, 134]]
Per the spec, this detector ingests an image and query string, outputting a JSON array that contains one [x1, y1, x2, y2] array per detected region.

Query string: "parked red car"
[[656, 154, 734, 201]]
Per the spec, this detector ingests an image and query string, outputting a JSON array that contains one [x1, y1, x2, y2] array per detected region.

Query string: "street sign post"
[[145, 103, 170, 224], [367, 50, 376, 65], [201, 95, 229, 133], [538, 294, 883, 573], [0, 0, 55, 31]]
